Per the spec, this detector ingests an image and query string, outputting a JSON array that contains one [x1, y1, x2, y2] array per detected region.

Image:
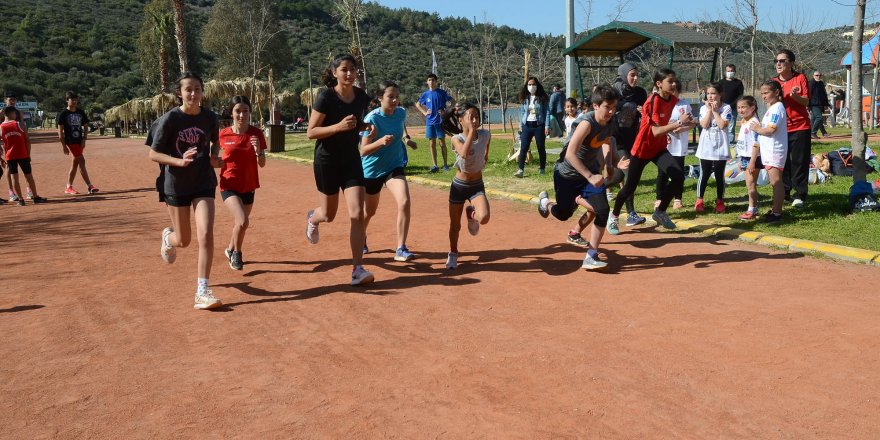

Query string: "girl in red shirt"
[[608, 68, 693, 234], [219, 95, 267, 271]]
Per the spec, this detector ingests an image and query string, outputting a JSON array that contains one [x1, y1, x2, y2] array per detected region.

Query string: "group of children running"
[[144, 53, 794, 309], [540, 68, 791, 269]]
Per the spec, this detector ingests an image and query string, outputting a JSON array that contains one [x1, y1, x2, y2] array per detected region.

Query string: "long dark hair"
[[760, 80, 783, 102], [517, 77, 548, 103], [322, 54, 358, 88], [442, 103, 479, 136], [652, 68, 676, 89]]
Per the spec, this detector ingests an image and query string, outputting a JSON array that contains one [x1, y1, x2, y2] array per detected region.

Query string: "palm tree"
[[334, 0, 367, 87], [148, 10, 173, 92], [171, 0, 189, 73]]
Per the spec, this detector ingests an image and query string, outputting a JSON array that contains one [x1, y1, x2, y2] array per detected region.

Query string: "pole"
[[851, 0, 868, 184], [565, 0, 576, 98], [307, 60, 314, 117]]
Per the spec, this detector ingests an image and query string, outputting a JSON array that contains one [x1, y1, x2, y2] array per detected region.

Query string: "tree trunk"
[[851, 0, 868, 183], [159, 45, 169, 93], [750, 1, 758, 93], [171, 0, 189, 73]]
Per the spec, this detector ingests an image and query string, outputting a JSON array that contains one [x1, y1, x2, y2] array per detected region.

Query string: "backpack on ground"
[[849, 181, 879, 212]]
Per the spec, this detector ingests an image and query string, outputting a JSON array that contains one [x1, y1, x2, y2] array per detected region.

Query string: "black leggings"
[[697, 159, 726, 200], [612, 150, 684, 216], [615, 149, 635, 214], [656, 155, 685, 200]]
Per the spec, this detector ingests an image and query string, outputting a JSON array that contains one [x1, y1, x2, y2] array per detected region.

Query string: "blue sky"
[[373, 0, 873, 36]]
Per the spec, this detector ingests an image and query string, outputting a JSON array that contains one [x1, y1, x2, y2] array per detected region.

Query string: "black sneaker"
[[0, 198, 7, 205], [229, 250, 243, 270], [31, 196, 48, 204], [16, 199, 25, 206], [762, 210, 783, 223], [567, 232, 590, 247]]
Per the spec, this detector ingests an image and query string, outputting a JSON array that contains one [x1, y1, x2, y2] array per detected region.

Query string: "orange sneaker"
[[715, 199, 726, 214], [64, 186, 79, 195], [694, 198, 705, 213]]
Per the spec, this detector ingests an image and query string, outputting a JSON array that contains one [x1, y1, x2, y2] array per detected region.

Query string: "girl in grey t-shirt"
[[442, 104, 491, 270]]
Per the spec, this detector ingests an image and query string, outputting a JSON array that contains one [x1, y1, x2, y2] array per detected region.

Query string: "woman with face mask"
[[514, 77, 550, 178]]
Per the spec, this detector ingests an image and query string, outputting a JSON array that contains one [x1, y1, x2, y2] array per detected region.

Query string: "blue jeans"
[[518, 122, 546, 170]]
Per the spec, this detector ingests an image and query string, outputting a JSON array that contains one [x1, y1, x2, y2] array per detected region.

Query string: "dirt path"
[[2, 133, 879, 438]]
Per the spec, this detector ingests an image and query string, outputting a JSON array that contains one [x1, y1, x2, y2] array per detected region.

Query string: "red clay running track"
[[2, 132, 879, 438]]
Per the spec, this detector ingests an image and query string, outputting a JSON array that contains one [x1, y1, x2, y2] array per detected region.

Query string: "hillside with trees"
[[0, 0, 867, 119]]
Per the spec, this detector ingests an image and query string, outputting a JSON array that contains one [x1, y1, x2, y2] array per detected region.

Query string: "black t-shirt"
[[56, 108, 89, 145], [719, 78, 744, 106], [149, 107, 219, 196], [312, 87, 371, 163]]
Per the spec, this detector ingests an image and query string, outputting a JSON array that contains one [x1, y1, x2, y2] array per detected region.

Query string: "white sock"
[[197, 278, 209, 292]]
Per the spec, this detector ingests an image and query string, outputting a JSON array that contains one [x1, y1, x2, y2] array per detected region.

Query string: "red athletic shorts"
[[67, 143, 83, 157]]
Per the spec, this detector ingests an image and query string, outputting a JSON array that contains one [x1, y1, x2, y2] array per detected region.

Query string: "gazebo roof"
[[563, 21, 733, 58]]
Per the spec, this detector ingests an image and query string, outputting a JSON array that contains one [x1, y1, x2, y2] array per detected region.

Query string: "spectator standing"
[[415, 73, 455, 173], [808, 70, 830, 138], [549, 85, 566, 137], [719, 64, 744, 139], [770, 49, 811, 209]]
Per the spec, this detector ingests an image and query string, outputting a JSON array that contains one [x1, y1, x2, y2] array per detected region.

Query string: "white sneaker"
[[306, 210, 319, 244], [791, 198, 804, 209], [465, 205, 479, 236], [161, 227, 176, 264], [446, 252, 458, 269], [351, 266, 374, 286], [537, 191, 550, 218], [193, 289, 222, 310]]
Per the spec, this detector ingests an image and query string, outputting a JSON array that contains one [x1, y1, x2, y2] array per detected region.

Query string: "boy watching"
[[1, 106, 47, 205], [415, 73, 455, 172], [57, 91, 99, 194]]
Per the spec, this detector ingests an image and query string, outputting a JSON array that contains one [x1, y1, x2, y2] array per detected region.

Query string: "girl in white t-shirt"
[[749, 80, 788, 222], [562, 98, 579, 142], [734, 96, 762, 221], [694, 82, 733, 214], [656, 79, 694, 210]]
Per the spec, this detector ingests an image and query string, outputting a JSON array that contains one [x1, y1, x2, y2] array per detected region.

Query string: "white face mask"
[[527, 85, 537, 94], [725, 71, 735, 79]]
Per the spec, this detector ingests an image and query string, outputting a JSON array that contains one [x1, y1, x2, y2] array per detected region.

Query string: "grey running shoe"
[[351, 266, 375, 286], [652, 210, 677, 229], [581, 254, 608, 270], [394, 246, 414, 262]]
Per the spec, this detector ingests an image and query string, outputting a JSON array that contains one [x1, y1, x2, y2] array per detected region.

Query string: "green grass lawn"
[[276, 126, 880, 251]]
